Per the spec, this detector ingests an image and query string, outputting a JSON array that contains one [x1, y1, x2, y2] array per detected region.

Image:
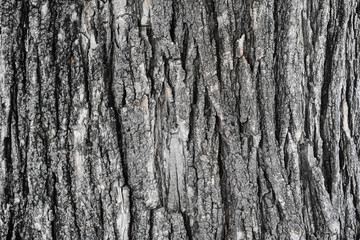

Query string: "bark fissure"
[[215, 115, 229, 239], [108, 2, 133, 238], [51, 173, 58, 240], [321, 21, 335, 196]]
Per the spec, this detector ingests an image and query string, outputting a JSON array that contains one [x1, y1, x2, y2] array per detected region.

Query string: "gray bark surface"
[[1, 0, 360, 239]]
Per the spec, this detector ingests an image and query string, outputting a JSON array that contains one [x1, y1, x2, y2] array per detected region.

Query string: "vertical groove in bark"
[[108, 2, 133, 238], [216, 115, 229, 239], [321, 18, 334, 195]]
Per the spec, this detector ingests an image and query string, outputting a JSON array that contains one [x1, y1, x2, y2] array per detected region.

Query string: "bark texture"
[[1, 0, 360, 239]]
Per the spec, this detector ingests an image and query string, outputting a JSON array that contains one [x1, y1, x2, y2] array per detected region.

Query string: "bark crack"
[[215, 115, 229, 239], [108, 1, 133, 238]]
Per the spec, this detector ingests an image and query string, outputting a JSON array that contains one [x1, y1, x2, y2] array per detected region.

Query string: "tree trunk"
[[1, 0, 360, 239]]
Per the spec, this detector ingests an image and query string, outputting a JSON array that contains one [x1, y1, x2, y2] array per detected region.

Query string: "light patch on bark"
[[141, 95, 148, 109], [112, 0, 128, 47], [81, 1, 98, 51], [165, 83, 174, 102], [165, 135, 185, 211], [236, 34, 245, 58], [40, 2, 49, 19], [70, 4, 77, 22], [57, 28, 65, 41], [112, 0, 127, 17], [342, 101, 351, 138], [237, 230, 245, 239], [115, 185, 130, 240], [217, 11, 229, 27], [289, 230, 301, 240], [73, 107, 88, 183], [250, 8, 259, 29], [34, 222, 41, 231], [141, 0, 150, 26]]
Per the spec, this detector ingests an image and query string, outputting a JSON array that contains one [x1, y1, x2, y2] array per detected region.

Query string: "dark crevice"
[[350, 180, 360, 224], [36, 47, 42, 121], [153, 99, 165, 206], [78, 10, 92, 126], [49, 0, 60, 131], [215, 115, 229, 239], [109, 0, 129, 195], [14, 0, 30, 202], [15, 229, 22, 240], [4, 55, 17, 240], [257, 173, 265, 240], [148, 209, 154, 239], [51, 173, 58, 240], [108, 1, 133, 238], [146, 25, 157, 97], [169, 222, 174, 240], [122, 80, 127, 106], [302, 9, 313, 140], [187, 46, 199, 150], [181, 211, 193, 240], [170, 0, 177, 43], [234, 63, 244, 135], [339, 139, 345, 169], [90, 11, 98, 44], [82, 55, 92, 119], [180, 23, 189, 72], [345, 56, 353, 134], [320, 18, 335, 196], [273, 0, 281, 144], [163, 55, 175, 100], [18, 0, 29, 95], [276, 202, 284, 221], [3, 135, 12, 202], [204, 88, 212, 129], [99, 197, 105, 235], [284, 134, 290, 171], [5, 203, 14, 240], [304, 90, 311, 139], [37, 47, 50, 199], [164, 163, 171, 208], [4, 55, 17, 206], [204, 0, 222, 84], [255, 62, 264, 143]]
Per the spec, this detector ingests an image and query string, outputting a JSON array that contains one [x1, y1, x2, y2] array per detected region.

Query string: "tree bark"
[[1, 0, 360, 239]]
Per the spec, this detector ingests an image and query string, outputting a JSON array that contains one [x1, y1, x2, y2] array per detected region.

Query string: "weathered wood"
[[1, 0, 360, 239]]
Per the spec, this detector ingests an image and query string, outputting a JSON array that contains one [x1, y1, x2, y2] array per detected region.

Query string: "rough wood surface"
[[1, 0, 360, 239]]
